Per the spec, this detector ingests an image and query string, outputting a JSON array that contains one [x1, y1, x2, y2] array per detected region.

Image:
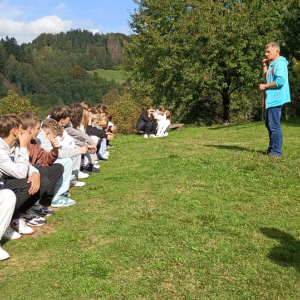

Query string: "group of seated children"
[[136, 106, 171, 138], [0, 102, 117, 260]]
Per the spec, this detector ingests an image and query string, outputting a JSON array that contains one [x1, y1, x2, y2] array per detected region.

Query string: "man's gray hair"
[[266, 42, 280, 53]]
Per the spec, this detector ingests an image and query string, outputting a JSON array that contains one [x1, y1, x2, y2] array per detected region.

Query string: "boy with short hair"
[[0, 114, 50, 235]]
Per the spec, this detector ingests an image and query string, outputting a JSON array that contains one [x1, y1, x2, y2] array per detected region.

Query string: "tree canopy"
[[121, 0, 300, 124]]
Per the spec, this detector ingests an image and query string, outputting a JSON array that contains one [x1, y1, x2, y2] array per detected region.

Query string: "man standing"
[[259, 42, 291, 158]]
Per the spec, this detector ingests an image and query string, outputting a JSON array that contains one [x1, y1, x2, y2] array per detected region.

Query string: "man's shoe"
[[31, 201, 54, 217], [2, 226, 22, 240], [0, 245, 10, 261], [20, 210, 47, 227], [10, 217, 34, 235], [78, 171, 89, 178], [51, 196, 76, 208]]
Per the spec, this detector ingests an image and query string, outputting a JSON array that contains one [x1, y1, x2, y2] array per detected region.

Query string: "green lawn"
[[1, 120, 300, 299], [88, 69, 126, 83]]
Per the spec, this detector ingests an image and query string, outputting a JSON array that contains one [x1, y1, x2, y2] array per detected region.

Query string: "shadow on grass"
[[261, 227, 300, 273], [207, 122, 264, 130], [204, 144, 260, 153]]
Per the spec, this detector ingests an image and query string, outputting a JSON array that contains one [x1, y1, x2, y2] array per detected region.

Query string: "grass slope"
[[1, 120, 300, 299], [88, 69, 126, 84]]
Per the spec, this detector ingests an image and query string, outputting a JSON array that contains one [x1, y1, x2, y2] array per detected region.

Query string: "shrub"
[[0, 90, 38, 115]]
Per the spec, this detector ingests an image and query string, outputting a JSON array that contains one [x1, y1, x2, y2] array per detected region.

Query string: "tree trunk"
[[222, 90, 230, 125]]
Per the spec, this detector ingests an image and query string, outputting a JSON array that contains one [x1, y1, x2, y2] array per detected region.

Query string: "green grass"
[[1, 120, 300, 299], [88, 69, 126, 83]]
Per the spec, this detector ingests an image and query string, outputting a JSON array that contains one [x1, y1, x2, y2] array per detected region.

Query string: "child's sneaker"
[[20, 209, 47, 227], [143, 134, 148, 138], [0, 245, 10, 261], [2, 226, 22, 240], [10, 217, 34, 235], [31, 201, 54, 217], [62, 192, 71, 197], [78, 171, 89, 178], [51, 196, 76, 208], [93, 164, 100, 169]]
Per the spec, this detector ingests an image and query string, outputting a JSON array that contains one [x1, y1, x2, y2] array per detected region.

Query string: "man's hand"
[[106, 132, 114, 141], [259, 84, 267, 91], [18, 130, 32, 148], [262, 58, 269, 66], [27, 172, 40, 195]]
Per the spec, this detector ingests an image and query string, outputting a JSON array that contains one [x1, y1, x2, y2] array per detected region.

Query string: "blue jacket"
[[266, 56, 291, 109]]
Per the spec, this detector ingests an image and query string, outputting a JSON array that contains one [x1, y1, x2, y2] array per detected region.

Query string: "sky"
[[0, 0, 138, 44]]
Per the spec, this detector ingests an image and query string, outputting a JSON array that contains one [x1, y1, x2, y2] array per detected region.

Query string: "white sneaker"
[[20, 209, 47, 227], [163, 132, 168, 136], [143, 134, 148, 138], [10, 217, 34, 235], [94, 160, 99, 163], [149, 134, 157, 138], [2, 226, 22, 240], [78, 171, 89, 179], [0, 245, 10, 261], [93, 164, 100, 169], [156, 134, 163, 137], [74, 181, 86, 187]]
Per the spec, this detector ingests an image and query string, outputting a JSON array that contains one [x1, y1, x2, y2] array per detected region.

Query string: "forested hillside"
[[0, 30, 128, 118]]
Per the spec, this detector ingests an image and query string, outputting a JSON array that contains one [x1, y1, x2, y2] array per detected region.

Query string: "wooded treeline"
[[0, 30, 127, 118]]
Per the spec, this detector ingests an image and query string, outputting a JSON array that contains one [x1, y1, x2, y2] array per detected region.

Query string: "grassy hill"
[[1, 120, 300, 299], [88, 69, 126, 84]]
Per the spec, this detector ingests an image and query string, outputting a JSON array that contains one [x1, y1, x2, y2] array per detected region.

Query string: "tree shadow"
[[260, 227, 300, 273], [204, 144, 260, 153], [207, 122, 264, 130]]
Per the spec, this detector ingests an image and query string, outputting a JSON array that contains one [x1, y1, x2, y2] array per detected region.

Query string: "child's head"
[[95, 104, 107, 112], [165, 110, 171, 120], [90, 107, 100, 116], [70, 103, 83, 129], [147, 106, 155, 114], [81, 107, 90, 130], [158, 106, 166, 116], [50, 106, 73, 126], [81, 101, 91, 110], [41, 119, 63, 141], [105, 113, 112, 122], [92, 116, 108, 129], [19, 113, 41, 139], [0, 114, 22, 139]]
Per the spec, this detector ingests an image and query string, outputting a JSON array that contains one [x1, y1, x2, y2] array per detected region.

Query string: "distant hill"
[[0, 29, 129, 118]]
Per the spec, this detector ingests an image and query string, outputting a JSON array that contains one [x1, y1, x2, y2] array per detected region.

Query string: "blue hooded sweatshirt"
[[265, 56, 291, 109]]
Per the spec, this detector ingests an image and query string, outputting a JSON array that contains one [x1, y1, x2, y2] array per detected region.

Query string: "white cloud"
[[55, 3, 67, 10], [0, 16, 73, 44]]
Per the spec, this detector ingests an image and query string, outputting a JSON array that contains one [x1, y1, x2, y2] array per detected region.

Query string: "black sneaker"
[[91, 167, 100, 173], [20, 210, 47, 226], [82, 169, 92, 175], [97, 156, 107, 161], [31, 202, 54, 217]]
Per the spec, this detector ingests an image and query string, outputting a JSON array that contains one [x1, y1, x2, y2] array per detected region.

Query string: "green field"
[[88, 69, 126, 84], [1, 120, 300, 299]]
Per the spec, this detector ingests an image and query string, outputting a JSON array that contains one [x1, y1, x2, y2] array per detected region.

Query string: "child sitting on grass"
[[35, 118, 78, 207]]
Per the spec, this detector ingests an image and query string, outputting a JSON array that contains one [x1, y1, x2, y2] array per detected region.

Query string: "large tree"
[[121, 0, 297, 124]]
